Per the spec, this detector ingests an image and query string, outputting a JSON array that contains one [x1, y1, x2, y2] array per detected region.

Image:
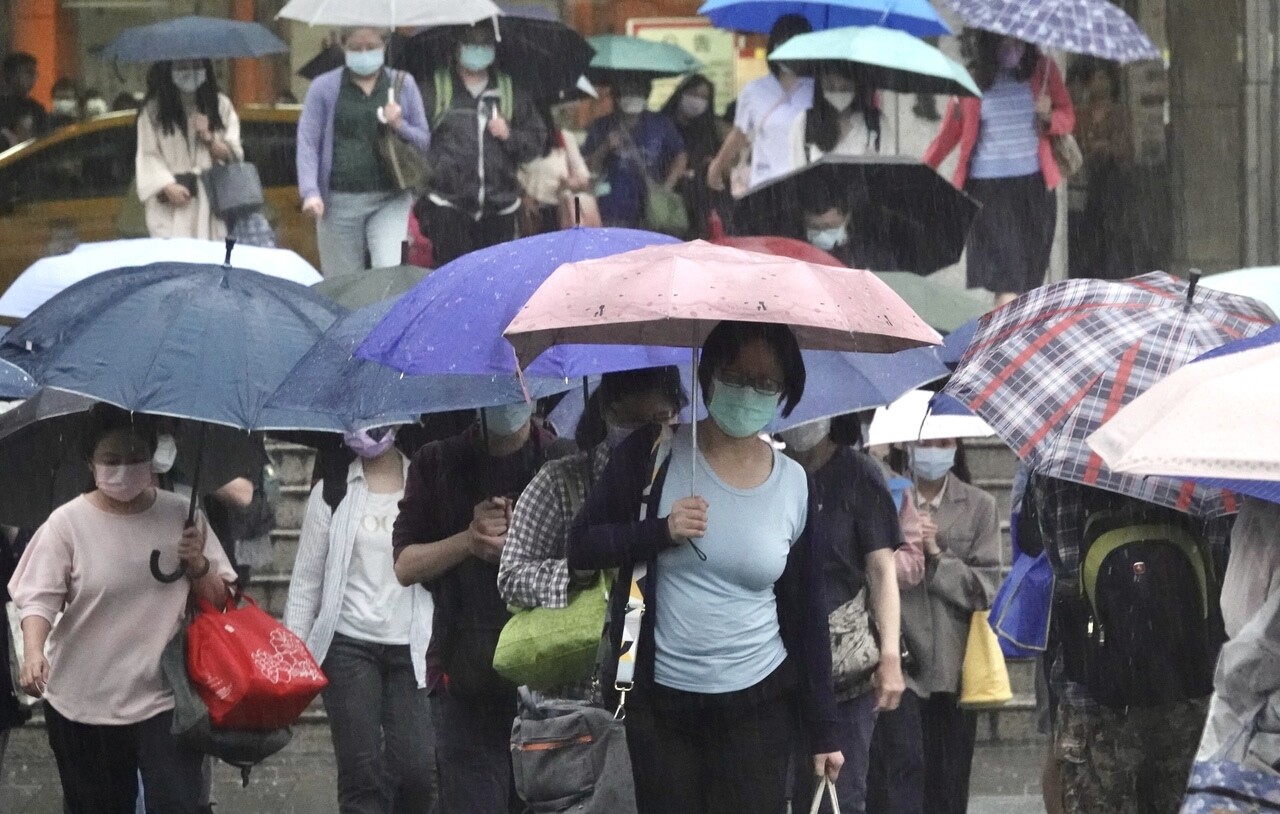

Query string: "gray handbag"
[[829, 587, 880, 701], [205, 159, 265, 219]]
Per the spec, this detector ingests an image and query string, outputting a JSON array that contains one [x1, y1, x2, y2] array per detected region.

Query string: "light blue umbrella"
[[698, 0, 951, 37], [587, 35, 703, 79], [1202, 267, 1280, 318], [101, 16, 288, 63], [769, 25, 981, 97]]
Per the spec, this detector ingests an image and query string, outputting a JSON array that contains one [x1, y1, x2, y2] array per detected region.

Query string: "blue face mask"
[[459, 44, 496, 72], [807, 224, 848, 252], [911, 445, 956, 481], [345, 48, 385, 77], [707, 378, 780, 439], [482, 402, 534, 437]]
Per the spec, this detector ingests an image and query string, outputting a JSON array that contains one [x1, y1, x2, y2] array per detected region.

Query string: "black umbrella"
[[730, 155, 979, 276]]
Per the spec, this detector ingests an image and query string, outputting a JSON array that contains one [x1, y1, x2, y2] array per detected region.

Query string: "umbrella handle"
[[150, 549, 187, 584]]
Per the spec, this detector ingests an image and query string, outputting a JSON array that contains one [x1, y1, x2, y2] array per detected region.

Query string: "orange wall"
[[231, 0, 276, 106], [11, 0, 58, 105]]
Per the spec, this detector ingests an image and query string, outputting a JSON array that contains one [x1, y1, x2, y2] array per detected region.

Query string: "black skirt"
[[964, 173, 1057, 294]]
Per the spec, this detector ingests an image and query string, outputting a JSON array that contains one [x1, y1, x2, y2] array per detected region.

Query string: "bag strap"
[[808, 778, 842, 814], [613, 426, 674, 715], [496, 73, 514, 121], [432, 69, 453, 129]]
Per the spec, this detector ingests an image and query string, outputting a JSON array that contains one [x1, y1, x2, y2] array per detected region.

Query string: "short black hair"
[[574, 366, 687, 448], [829, 412, 864, 447], [2, 53, 36, 76], [698, 321, 806, 417], [80, 404, 157, 461], [801, 179, 850, 216], [767, 14, 813, 56]]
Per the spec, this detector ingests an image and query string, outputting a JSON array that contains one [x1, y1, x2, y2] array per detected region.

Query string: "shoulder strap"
[[431, 69, 452, 128], [497, 73, 514, 121]]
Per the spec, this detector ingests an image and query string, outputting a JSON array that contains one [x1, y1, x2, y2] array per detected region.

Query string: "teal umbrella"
[[769, 25, 981, 98], [587, 35, 703, 80]]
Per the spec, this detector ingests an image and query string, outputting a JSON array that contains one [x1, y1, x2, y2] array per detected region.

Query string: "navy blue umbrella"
[[267, 300, 577, 432], [101, 16, 288, 63]]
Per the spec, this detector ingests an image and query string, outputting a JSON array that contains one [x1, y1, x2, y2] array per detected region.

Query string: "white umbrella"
[[0, 238, 322, 321], [277, 0, 501, 27], [1202, 267, 1280, 317], [866, 389, 994, 447], [1087, 340, 1280, 480]]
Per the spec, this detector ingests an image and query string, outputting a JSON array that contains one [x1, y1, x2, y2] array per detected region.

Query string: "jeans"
[[44, 701, 204, 814], [867, 689, 924, 814], [317, 191, 413, 277], [799, 692, 878, 814], [431, 691, 519, 813], [422, 200, 518, 266], [920, 693, 977, 814], [322, 633, 437, 814]]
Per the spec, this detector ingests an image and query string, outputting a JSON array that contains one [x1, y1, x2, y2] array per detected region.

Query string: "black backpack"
[[1058, 509, 1222, 708]]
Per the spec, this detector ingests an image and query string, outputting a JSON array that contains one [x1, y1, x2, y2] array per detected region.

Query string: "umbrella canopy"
[[587, 35, 703, 80], [772, 347, 948, 430], [405, 11, 596, 103], [866, 388, 994, 446], [769, 25, 981, 97], [943, 272, 1276, 517], [267, 300, 576, 432], [100, 16, 288, 63], [698, 0, 951, 37], [0, 239, 322, 322], [312, 265, 430, 311], [942, 0, 1160, 63], [940, 317, 978, 365], [358, 227, 687, 379], [2, 262, 348, 432], [278, 0, 502, 26], [1202, 267, 1280, 317], [731, 155, 979, 275], [503, 239, 942, 367]]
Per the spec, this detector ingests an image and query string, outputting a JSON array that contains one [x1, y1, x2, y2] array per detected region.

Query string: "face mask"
[[679, 94, 709, 118], [482, 402, 534, 438], [151, 434, 178, 474], [95, 462, 153, 503], [345, 48, 385, 77], [998, 42, 1026, 71], [825, 91, 855, 112], [807, 224, 848, 252], [459, 44, 496, 72], [619, 95, 647, 115], [172, 68, 207, 94], [52, 98, 77, 116], [605, 420, 637, 450], [779, 418, 830, 453], [911, 445, 956, 481], [344, 427, 397, 460], [707, 378, 779, 439], [85, 98, 108, 117]]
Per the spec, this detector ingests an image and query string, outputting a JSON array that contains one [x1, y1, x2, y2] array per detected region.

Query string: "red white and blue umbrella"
[[943, 0, 1161, 64]]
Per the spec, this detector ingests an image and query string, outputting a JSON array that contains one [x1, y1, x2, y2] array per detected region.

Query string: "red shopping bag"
[[187, 591, 327, 731]]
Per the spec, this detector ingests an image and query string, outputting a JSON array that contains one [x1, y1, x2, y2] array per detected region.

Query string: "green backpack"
[[431, 69, 514, 129]]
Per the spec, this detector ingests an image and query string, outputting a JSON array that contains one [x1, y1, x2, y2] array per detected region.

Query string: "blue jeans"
[[316, 190, 413, 277], [321, 633, 437, 814]]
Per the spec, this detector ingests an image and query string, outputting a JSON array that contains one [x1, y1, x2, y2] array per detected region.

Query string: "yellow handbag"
[[959, 610, 1013, 709]]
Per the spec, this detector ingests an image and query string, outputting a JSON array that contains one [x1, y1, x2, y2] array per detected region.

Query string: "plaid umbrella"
[[943, 272, 1277, 517], [943, 0, 1161, 64]]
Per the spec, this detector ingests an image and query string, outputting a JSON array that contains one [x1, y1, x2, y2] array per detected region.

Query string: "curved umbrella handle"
[[150, 549, 186, 584]]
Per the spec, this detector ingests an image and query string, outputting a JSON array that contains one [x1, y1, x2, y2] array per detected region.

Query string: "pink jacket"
[[923, 58, 1076, 191]]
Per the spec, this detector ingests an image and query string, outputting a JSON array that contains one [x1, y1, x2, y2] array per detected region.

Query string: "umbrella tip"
[[574, 196, 582, 227], [223, 238, 237, 268], [1186, 269, 1201, 307]]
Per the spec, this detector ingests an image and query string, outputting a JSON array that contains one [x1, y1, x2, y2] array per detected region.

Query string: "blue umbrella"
[[358, 228, 687, 379], [697, 0, 951, 37], [267, 300, 577, 431], [942, 0, 1160, 63], [101, 16, 289, 63], [940, 317, 978, 367], [772, 347, 949, 431]]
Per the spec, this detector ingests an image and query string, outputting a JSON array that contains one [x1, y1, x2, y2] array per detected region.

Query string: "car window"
[[0, 125, 136, 204], [242, 119, 297, 189]]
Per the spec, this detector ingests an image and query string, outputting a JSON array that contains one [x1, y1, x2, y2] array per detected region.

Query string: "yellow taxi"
[[0, 105, 318, 294]]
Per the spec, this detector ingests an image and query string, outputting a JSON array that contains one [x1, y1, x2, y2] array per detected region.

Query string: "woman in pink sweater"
[[8, 406, 236, 814]]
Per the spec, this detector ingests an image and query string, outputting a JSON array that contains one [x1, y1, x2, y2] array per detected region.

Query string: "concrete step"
[[965, 438, 1020, 484]]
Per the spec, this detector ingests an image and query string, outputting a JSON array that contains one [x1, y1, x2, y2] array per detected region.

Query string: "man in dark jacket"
[[419, 23, 546, 266]]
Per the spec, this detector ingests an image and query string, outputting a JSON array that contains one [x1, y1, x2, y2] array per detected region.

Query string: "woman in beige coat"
[[136, 59, 242, 240]]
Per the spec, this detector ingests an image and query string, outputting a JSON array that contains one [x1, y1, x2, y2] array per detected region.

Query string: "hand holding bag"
[[808, 778, 842, 814], [378, 71, 432, 194], [959, 610, 1013, 709]]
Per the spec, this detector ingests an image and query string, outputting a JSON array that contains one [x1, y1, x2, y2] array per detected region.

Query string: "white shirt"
[[734, 73, 814, 189], [791, 106, 897, 167], [336, 490, 414, 644]]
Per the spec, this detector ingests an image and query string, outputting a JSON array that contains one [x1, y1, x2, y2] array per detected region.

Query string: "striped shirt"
[[969, 74, 1041, 180]]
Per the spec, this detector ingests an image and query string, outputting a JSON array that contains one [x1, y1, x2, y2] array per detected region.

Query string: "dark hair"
[[659, 74, 722, 163], [828, 412, 864, 447], [966, 30, 1039, 91], [1068, 57, 1122, 103], [80, 404, 158, 461], [800, 177, 858, 217], [2, 53, 36, 76], [767, 14, 813, 76], [535, 101, 561, 156], [806, 65, 880, 153], [112, 92, 139, 111], [144, 60, 224, 137], [51, 77, 78, 97], [574, 366, 688, 448], [698, 321, 806, 418]]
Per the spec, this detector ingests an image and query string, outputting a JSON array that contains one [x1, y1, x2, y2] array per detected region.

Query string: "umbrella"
[[942, 0, 1160, 64], [0, 239, 321, 322], [940, 317, 978, 366], [266, 300, 576, 432], [697, 0, 951, 37], [357, 227, 688, 380], [100, 16, 288, 63], [405, 10, 596, 103], [1086, 325, 1280, 499], [312, 265, 430, 311], [278, 0, 502, 27], [942, 272, 1276, 517], [0, 357, 35, 399], [731, 155, 979, 275], [769, 25, 981, 97], [586, 35, 703, 81], [866, 388, 994, 446], [1202, 267, 1280, 317]]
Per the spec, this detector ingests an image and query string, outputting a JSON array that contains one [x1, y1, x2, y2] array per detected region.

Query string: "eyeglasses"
[[717, 370, 784, 397]]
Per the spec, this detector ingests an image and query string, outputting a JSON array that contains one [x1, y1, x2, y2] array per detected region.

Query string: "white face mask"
[[52, 98, 78, 116], [618, 95, 647, 115], [807, 224, 848, 252], [151, 434, 178, 474], [84, 98, 108, 117], [172, 68, 207, 94], [911, 445, 957, 481], [95, 462, 153, 503], [779, 418, 831, 453], [825, 91, 855, 112], [679, 94, 709, 118]]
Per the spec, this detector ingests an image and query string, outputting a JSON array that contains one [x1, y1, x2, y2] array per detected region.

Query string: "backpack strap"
[[431, 69, 453, 129], [496, 72, 514, 121]]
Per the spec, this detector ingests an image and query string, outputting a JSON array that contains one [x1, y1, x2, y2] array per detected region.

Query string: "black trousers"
[[867, 689, 925, 814], [919, 692, 978, 814], [422, 200, 518, 266], [624, 665, 797, 814], [44, 701, 203, 814]]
